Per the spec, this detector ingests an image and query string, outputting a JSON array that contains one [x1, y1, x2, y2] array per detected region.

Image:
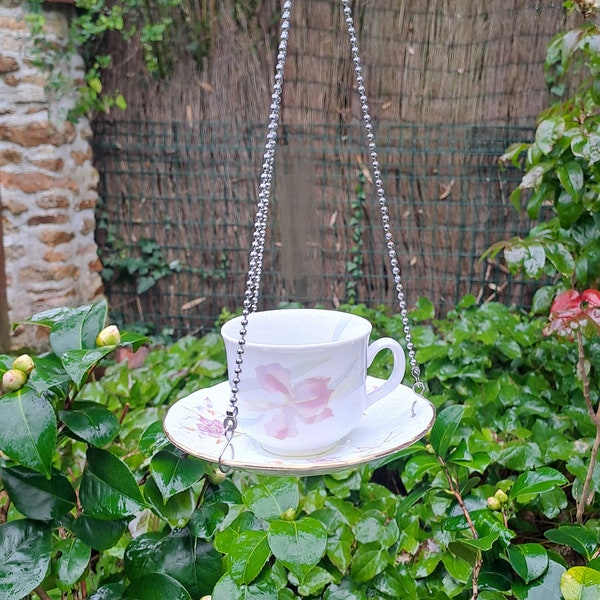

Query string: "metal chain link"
[[341, 0, 423, 393], [219, 0, 424, 471], [218, 0, 293, 471]]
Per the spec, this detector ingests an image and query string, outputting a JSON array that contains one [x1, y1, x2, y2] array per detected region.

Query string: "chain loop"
[[341, 0, 423, 387]]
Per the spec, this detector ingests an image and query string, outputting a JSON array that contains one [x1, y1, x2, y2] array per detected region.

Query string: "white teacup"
[[220, 309, 406, 456]]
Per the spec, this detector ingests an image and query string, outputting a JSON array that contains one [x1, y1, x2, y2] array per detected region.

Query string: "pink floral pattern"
[[196, 415, 224, 438], [255, 363, 334, 440]]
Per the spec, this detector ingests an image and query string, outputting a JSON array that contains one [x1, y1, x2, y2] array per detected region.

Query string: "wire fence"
[[93, 119, 538, 338]]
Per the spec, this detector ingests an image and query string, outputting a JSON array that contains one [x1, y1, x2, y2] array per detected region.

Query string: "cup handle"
[[365, 337, 406, 408]]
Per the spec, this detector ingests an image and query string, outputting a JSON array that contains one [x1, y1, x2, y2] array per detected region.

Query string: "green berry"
[[2, 369, 27, 393], [487, 496, 502, 511], [494, 489, 509, 505], [12, 354, 34, 375], [208, 468, 227, 485]]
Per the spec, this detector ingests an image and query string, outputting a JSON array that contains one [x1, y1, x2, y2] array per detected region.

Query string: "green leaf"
[[268, 517, 327, 579], [61, 347, 115, 388], [139, 420, 170, 457], [350, 542, 390, 583], [71, 515, 127, 551], [531, 286, 556, 315], [510, 467, 568, 502], [507, 543, 548, 584], [79, 447, 147, 519], [226, 530, 270, 585], [125, 529, 222, 598], [544, 526, 599, 562], [150, 449, 207, 500], [0, 520, 52, 600], [0, 387, 57, 477], [59, 401, 119, 447], [0, 466, 76, 521], [513, 559, 566, 600], [353, 509, 399, 548], [429, 404, 464, 458], [524, 244, 547, 278], [188, 502, 229, 540], [89, 583, 126, 599], [243, 477, 300, 521], [326, 523, 353, 573], [52, 537, 91, 591], [410, 297, 435, 321], [123, 573, 192, 600], [402, 453, 442, 488], [48, 300, 108, 356], [144, 477, 195, 529], [556, 161, 584, 198], [556, 190, 585, 228], [561, 567, 600, 600], [535, 115, 565, 154]]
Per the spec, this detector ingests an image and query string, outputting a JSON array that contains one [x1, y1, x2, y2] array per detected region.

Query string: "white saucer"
[[163, 376, 435, 476]]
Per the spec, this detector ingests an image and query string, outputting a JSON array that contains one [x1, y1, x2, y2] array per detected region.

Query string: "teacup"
[[220, 309, 406, 456]]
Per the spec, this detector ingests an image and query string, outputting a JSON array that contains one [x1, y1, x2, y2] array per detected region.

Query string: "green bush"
[[0, 294, 598, 599]]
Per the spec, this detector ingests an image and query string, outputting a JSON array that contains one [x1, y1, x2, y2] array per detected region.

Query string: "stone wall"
[[0, 1, 104, 350]]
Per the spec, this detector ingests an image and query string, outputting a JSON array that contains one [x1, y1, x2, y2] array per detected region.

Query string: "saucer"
[[163, 376, 435, 476]]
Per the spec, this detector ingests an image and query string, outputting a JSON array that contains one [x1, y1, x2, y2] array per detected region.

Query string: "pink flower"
[[197, 415, 224, 438], [255, 363, 334, 440], [543, 289, 600, 339]]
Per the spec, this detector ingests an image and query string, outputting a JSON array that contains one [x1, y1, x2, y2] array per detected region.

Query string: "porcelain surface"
[[164, 376, 435, 476]]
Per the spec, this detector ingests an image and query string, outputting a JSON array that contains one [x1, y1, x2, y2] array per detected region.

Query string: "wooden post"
[[0, 196, 11, 353]]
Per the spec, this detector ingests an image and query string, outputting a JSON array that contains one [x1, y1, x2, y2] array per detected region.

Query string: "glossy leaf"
[[544, 526, 599, 561], [188, 502, 229, 540], [89, 583, 126, 599], [52, 537, 91, 591], [268, 517, 327, 579], [125, 528, 222, 598], [123, 573, 192, 600], [48, 300, 108, 356], [350, 542, 390, 583], [71, 515, 127, 551], [512, 558, 566, 600], [243, 477, 300, 521], [561, 566, 600, 600], [0, 466, 76, 521], [139, 420, 170, 457], [61, 348, 115, 389], [429, 404, 464, 458], [150, 449, 207, 500], [0, 388, 57, 477], [326, 523, 353, 573], [226, 530, 270, 585], [508, 543, 548, 584], [0, 520, 52, 599], [510, 467, 568, 502], [556, 161, 584, 197], [59, 401, 119, 447], [79, 447, 147, 520], [353, 509, 399, 548], [144, 477, 195, 529]]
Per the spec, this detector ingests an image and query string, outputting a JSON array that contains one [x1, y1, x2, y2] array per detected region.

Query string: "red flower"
[[543, 289, 600, 338]]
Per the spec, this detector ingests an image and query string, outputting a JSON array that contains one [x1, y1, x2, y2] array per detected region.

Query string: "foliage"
[[1, 296, 599, 598], [484, 16, 600, 294]]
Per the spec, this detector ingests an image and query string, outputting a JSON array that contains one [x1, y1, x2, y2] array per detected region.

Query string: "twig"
[[438, 456, 482, 598], [34, 587, 52, 600], [576, 329, 599, 524]]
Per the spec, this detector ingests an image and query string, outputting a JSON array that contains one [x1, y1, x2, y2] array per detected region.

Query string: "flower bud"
[[281, 508, 297, 521], [494, 489, 509, 505], [2, 369, 27, 393], [96, 325, 121, 347], [12, 354, 34, 376], [208, 468, 227, 485], [487, 496, 502, 511]]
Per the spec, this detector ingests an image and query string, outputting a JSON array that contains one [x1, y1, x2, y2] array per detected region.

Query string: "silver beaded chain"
[[218, 0, 423, 471], [341, 0, 423, 392]]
